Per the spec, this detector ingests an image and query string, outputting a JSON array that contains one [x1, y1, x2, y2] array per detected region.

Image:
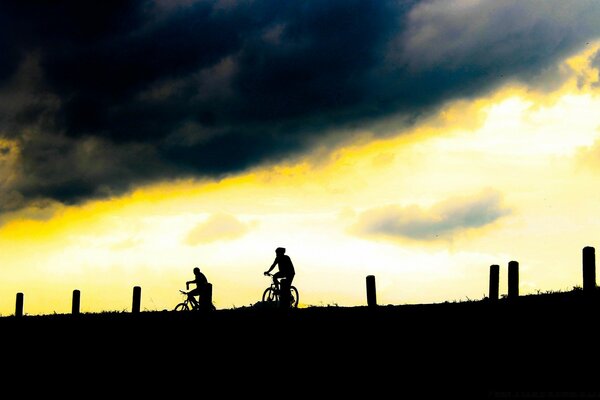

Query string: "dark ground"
[[2, 291, 599, 398]]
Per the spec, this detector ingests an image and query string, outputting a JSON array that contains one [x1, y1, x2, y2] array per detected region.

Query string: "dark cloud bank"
[[1, 0, 600, 213]]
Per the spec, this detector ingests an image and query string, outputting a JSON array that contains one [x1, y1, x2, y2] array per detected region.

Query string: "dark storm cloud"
[[1, 0, 600, 213], [592, 49, 600, 86], [350, 190, 510, 241]]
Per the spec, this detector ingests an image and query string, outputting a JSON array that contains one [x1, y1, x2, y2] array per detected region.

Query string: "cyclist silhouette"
[[264, 247, 295, 286], [186, 267, 208, 308]]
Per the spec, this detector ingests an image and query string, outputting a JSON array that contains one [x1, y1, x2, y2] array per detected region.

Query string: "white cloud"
[[350, 189, 510, 241], [185, 213, 257, 245]]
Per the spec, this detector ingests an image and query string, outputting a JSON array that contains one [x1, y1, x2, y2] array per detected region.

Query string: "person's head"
[[275, 247, 286, 255], [193, 267, 200, 275]]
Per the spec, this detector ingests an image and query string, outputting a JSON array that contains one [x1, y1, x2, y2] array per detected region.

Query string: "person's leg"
[[278, 277, 291, 308], [273, 271, 284, 289], [287, 274, 295, 305], [188, 288, 199, 308]]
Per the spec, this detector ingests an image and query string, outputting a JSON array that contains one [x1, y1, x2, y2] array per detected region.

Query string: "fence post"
[[200, 283, 213, 310], [366, 275, 377, 307], [15, 292, 24, 317], [132, 286, 141, 313], [72, 289, 81, 315], [508, 261, 519, 299], [583, 246, 596, 293], [489, 265, 499, 301]]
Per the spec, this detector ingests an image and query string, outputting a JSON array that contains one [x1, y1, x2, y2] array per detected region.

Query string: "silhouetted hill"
[[2, 290, 599, 398]]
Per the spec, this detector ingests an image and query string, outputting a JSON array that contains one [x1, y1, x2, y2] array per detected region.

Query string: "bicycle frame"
[[263, 274, 298, 308], [176, 290, 200, 311], [270, 276, 280, 292]]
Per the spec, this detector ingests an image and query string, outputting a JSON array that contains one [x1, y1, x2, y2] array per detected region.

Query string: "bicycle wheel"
[[262, 287, 277, 303], [174, 302, 189, 311], [290, 286, 299, 308]]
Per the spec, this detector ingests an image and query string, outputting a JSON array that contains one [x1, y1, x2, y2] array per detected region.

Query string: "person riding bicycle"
[[186, 267, 209, 309], [264, 247, 295, 287]]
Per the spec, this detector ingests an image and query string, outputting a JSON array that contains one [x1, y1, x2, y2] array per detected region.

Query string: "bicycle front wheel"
[[290, 286, 299, 308], [262, 287, 277, 303], [174, 302, 189, 311]]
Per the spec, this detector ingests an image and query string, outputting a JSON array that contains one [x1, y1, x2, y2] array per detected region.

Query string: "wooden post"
[[366, 275, 377, 307], [583, 246, 596, 293], [132, 286, 141, 313], [489, 265, 499, 301], [72, 289, 81, 315], [508, 261, 519, 299], [15, 292, 24, 317], [200, 283, 213, 310]]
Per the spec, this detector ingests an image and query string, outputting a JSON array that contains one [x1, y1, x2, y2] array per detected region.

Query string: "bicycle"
[[174, 289, 215, 311], [262, 273, 299, 308]]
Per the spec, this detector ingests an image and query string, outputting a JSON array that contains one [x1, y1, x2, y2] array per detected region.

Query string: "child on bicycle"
[[186, 267, 209, 308]]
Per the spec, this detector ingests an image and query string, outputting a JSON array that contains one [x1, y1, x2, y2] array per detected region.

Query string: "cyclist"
[[264, 247, 295, 287], [186, 267, 208, 309]]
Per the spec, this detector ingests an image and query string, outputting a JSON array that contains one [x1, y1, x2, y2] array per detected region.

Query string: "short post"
[[132, 286, 141, 313], [508, 261, 519, 299], [366, 275, 377, 307], [15, 292, 24, 317], [72, 290, 81, 315], [489, 265, 499, 301], [200, 283, 213, 310], [583, 246, 596, 293]]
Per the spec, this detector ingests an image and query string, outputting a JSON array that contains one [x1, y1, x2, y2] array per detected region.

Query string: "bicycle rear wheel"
[[262, 287, 277, 303], [290, 286, 299, 308], [174, 302, 189, 311]]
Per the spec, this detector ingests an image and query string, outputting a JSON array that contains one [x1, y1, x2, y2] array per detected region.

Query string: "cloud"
[[1, 1, 600, 213], [592, 49, 600, 86], [110, 238, 142, 251], [595, 48, 600, 64], [350, 189, 510, 241], [185, 213, 256, 245]]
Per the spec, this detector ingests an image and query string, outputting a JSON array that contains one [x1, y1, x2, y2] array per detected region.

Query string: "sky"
[[2, 0, 600, 315]]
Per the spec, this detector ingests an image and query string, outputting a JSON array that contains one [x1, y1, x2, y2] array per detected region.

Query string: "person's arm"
[[264, 258, 278, 275], [186, 278, 196, 290]]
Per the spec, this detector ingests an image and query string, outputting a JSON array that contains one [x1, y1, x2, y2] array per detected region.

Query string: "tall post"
[[583, 246, 596, 293], [366, 275, 377, 307], [489, 265, 499, 301], [15, 292, 24, 317], [72, 289, 81, 315], [508, 261, 519, 299], [132, 286, 141, 313]]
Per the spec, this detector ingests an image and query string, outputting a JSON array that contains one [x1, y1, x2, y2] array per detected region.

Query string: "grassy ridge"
[[2, 290, 598, 396]]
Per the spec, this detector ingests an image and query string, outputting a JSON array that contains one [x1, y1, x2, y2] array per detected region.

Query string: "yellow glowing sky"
[[2, 43, 600, 315]]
